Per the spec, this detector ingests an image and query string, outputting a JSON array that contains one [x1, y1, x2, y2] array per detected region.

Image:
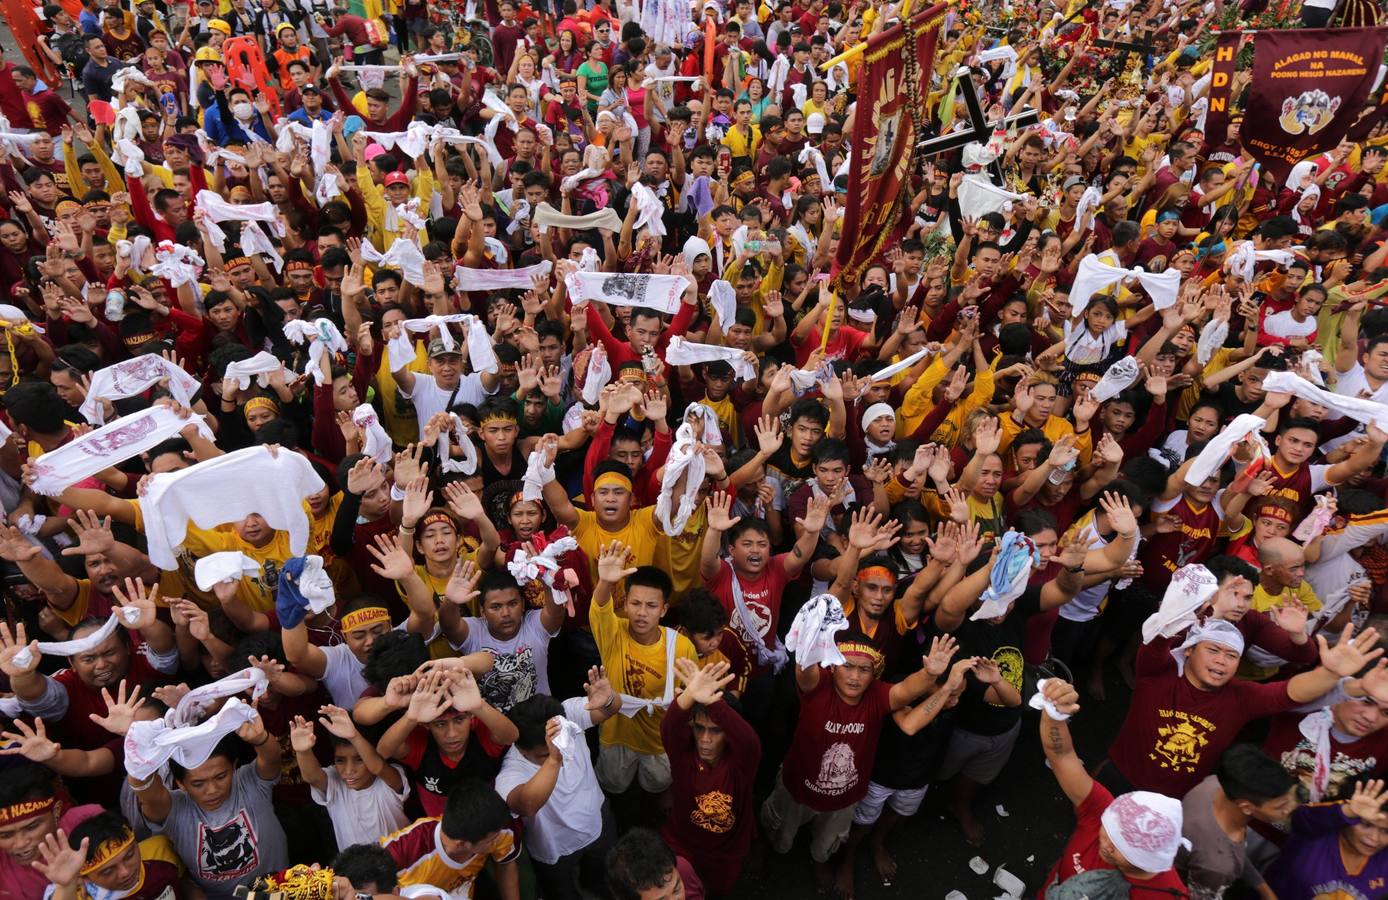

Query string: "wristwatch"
[[1064, 563, 1084, 574]]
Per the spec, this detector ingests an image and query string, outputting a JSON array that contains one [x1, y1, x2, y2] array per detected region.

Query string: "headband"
[[81, 829, 136, 876], [340, 606, 390, 633], [618, 368, 648, 385], [55, 200, 81, 216], [481, 407, 519, 427], [1252, 500, 1295, 524], [1171, 619, 1245, 675], [857, 565, 897, 583], [732, 171, 754, 187], [419, 510, 457, 532], [594, 471, 634, 492], [0, 797, 55, 826], [223, 255, 253, 270], [285, 260, 313, 273], [243, 396, 279, 418], [835, 639, 884, 675]]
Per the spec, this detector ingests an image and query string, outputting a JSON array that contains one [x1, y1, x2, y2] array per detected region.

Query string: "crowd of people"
[[0, 0, 1384, 896]]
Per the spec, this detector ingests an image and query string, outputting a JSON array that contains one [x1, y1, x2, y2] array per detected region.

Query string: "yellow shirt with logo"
[[590, 598, 697, 755]]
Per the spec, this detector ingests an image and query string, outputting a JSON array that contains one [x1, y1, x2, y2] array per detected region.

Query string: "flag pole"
[[820, 292, 837, 351], [819, 0, 928, 71]]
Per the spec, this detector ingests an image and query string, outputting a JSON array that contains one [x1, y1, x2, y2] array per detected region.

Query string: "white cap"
[[806, 112, 826, 134], [1100, 792, 1190, 875]]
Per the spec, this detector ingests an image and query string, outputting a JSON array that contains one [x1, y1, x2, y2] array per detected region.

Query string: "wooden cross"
[[1093, 27, 1156, 74], [915, 66, 1041, 184]]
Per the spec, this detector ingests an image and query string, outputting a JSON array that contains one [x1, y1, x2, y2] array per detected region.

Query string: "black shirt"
[[936, 583, 1041, 737]]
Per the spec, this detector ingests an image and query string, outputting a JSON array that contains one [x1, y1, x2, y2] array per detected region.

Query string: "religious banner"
[[1243, 27, 1388, 180], [831, 4, 944, 290], [1203, 31, 1242, 149]]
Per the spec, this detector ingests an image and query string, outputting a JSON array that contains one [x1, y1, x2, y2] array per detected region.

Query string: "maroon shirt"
[[781, 676, 893, 811], [1107, 634, 1299, 796]]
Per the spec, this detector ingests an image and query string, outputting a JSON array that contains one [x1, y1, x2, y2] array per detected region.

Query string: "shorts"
[[934, 721, 1021, 785], [759, 770, 854, 863], [852, 781, 928, 826], [595, 743, 671, 793]]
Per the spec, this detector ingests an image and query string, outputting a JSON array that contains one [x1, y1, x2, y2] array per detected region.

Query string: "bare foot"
[[1086, 671, 1107, 701], [949, 800, 986, 845], [871, 842, 897, 885], [832, 858, 855, 899], [813, 861, 835, 894]]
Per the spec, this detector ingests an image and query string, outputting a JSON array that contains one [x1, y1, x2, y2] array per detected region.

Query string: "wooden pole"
[[820, 292, 837, 350]]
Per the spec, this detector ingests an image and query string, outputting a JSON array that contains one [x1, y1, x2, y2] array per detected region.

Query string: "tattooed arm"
[[1039, 678, 1093, 807]]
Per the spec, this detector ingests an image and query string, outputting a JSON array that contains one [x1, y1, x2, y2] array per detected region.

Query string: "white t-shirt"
[[310, 763, 411, 848], [1063, 318, 1127, 366], [492, 698, 604, 864], [399, 371, 494, 432], [1261, 310, 1317, 342], [321, 642, 368, 709], [456, 609, 559, 712]]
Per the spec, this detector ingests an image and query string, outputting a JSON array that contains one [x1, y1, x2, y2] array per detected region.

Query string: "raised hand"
[[407, 672, 452, 722], [443, 558, 483, 608], [754, 414, 784, 456], [1098, 491, 1139, 537], [705, 490, 742, 532], [1040, 677, 1080, 719], [674, 657, 734, 705], [796, 493, 832, 535], [31, 830, 88, 889], [60, 509, 116, 558], [596, 541, 637, 585], [450, 667, 484, 713], [288, 715, 317, 753], [0, 718, 60, 762], [89, 680, 146, 735], [111, 577, 160, 631], [318, 704, 358, 740], [583, 665, 616, 713], [923, 634, 959, 676], [1318, 623, 1384, 677], [1348, 778, 1388, 824], [368, 533, 416, 581]]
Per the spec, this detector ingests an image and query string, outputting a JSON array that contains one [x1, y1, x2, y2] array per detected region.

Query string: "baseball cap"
[[383, 170, 409, 187], [428, 339, 462, 358], [1062, 175, 1086, 191], [806, 112, 825, 134]]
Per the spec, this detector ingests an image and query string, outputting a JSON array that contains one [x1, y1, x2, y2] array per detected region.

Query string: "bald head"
[[1258, 537, 1303, 569]]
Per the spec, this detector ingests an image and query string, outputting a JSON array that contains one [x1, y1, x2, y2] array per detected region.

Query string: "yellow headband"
[[0, 797, 54, 826], [419, 510, 456, 532], [80, 830, 135, 876], [481, 409, 518, 427], [340, 607, 390, 633], [594, 472, 633, 492], [837, 639, 885, 675]]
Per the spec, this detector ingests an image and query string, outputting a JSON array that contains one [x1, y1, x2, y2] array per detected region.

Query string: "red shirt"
[[781, 676, 892, 811], [1107, 636, 1298, 796], [1263, 708, 1388, 801], [707, 555, 791, 675], [1139, 495, 1222, 591], [52, 651, 167, 749], [1040, 782, 1187, 898], [793, 324, 868, 366]]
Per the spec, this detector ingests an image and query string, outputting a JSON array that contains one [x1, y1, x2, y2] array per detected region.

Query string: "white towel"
[[168, 668, 269, 727], [193, 551, 262, 591], [867, 347, 931, 384], [28, 406, 214, 497], [630, 182, 666, 237], [139, 446, 325, 570], [1140, 564, 1219, 643], [1170, 619, 1245, 676], [797, 144, 830, 193], [565, 271, 690, 315], [1069, 254, 1182, 321], [79, 354, 201, 424], [1029, 677, 1072, 721], [398, 313, 470, 351], [124, 696, 259, 779], [1184, 413, 1268, 485], [9, 608, 142, 668], [532, 202, 624, 234], [507, 536, 579, 607], [1090, 356, 1141, 403], [150, 241, 206, 294], [353, 403, 394, 463], [1298, 706, 1335, 801], [581, 344, 611, 405], [655, 423, 705, 537], [726, 558, 788, 671], [784, 593, 849, 668], [521, 446, 553, 502], [664, 337, 755, 380], [194, 189, 285, 253], [707, 280, 736, 334], [223, 351, 287, 390], [1225, 241, 1296, 284], [283, 318, 348, 385], [957, 171, 1029, 221], [1262, 371, 1388, 433], [436, 413, 478, 475], [452, 260, 553, 292], [360, 235, 427, 287], [1197, 317, 1228, 365]]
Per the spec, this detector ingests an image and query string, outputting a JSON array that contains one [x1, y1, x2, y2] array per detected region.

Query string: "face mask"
[[232, 101, 253, 120]]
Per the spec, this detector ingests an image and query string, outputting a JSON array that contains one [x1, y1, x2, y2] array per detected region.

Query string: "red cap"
[[383, 171, 409, 187]]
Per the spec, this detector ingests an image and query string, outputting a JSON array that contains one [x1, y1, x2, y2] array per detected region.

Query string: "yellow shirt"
[[720, 123, 761, 162], [378, 339, 429, 445], [590, 598, 697, 754], [573, 507, 662, 606], [1240, 580, 1321, 680], [657, 504, 706, 599]]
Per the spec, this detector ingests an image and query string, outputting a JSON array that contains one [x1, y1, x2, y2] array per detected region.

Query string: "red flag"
[[1243, 27, 1388, 181], [1203, 32, 1241, 150], [831, 5, 943, 290]]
